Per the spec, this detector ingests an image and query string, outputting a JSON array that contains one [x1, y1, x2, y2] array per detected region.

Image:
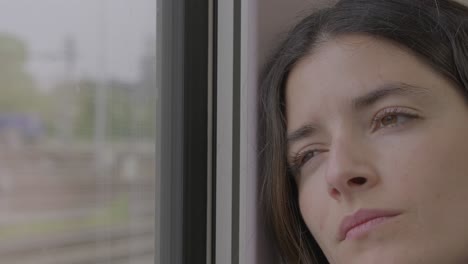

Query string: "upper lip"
[[338, 208, 402, 241]]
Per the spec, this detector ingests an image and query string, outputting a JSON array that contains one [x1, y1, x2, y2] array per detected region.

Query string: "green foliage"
[[73, 80, 155, 141], [0, 33, 156, 141], [74, 80, 96, 139], [0, 33, 48, 114]]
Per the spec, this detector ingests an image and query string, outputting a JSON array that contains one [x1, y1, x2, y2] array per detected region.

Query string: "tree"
[[0, 34, 46, 113]]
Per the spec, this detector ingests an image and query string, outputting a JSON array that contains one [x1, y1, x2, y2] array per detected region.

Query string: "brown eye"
[[297, 149, 325, 167], [381, 114, 398, 126], [289, 148, 327, 176], [300, 151, 316, 165], [372, 107, 419, 132]]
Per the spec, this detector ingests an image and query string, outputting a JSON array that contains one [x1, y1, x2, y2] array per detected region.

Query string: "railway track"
[[0, 144, 156, 264], [0, 220, 155, 264]]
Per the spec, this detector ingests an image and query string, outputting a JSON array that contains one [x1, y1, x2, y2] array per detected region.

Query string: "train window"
[[0, 1, 156, 263]]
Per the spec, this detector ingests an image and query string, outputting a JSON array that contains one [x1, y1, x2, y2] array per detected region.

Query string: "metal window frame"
[[157, 0, 212, 263], [157, 0, 280, 262], [157, 0, 184, 262], [215, 0, 241, 263], [216, 0, 278, 263]]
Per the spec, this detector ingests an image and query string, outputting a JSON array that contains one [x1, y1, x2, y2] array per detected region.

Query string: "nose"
[[325, 136, 379, 201]]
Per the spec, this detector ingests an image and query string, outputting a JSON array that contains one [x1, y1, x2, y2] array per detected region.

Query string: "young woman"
[[259, 0, 468, 263]]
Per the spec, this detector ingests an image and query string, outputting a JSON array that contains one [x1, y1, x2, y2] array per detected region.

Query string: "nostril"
[[348, 177, 367, 186]]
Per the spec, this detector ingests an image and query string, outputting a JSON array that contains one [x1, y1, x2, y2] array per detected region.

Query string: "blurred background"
[[0, 0, 156, 263]]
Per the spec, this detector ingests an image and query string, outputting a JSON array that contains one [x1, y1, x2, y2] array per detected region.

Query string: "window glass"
[[0, 1, 156, 263]]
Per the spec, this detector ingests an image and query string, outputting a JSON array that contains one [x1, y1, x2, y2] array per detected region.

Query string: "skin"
[[285, 34, 468, 264]]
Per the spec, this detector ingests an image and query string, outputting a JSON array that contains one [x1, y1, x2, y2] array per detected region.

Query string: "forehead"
[[285, 34, 440, 131]]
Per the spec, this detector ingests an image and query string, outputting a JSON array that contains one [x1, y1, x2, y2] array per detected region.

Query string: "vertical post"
[[216, 0, 236, 263], [155, 0, 162, 258], [95, 0, 108, 163], [58, 36, 76, 143], [94, 1, 110, 263], [159, 0, 185, 263]]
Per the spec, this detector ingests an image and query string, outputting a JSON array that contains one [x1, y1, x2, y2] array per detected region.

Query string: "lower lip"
[[345, 216, 396, 240]]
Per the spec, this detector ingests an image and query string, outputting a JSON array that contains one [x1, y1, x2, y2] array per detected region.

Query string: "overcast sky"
[[0, 0, 156, 89]]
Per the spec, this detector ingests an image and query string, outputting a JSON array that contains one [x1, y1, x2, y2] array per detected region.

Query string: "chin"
[[335, 247, 409, 264], [338, 248, 446, 264]]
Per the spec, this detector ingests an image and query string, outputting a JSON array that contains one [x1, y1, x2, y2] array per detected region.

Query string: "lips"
[[338, 209, 401, 241]]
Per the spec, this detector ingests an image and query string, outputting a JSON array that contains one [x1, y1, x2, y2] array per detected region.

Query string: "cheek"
[[416, 134, 468, 202], [380, 123, 468, 208], [297, 177, 331, 236]]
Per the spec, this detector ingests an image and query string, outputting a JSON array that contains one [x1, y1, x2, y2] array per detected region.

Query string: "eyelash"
[[289, 149, 323, 176], [288, 107, 420, 175], [371, 107, 419, 132]]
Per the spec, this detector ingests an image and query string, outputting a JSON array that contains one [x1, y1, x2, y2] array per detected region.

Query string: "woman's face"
[[286, 34, 468, 264]]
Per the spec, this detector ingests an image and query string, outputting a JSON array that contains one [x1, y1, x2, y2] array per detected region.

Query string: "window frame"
[[157, 0, 211, 263]]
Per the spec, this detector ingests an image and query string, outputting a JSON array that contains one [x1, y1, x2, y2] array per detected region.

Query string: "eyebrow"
[[351, 82, 430, 111], [286, 124, 318, 145], [286, 82, 430, 145]]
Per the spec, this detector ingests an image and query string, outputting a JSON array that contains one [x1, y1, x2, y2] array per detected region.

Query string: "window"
[[0, 1, 156, 263]]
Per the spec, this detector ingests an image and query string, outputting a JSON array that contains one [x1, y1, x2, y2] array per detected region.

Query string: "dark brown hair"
[[259, 0, 468, 263]]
